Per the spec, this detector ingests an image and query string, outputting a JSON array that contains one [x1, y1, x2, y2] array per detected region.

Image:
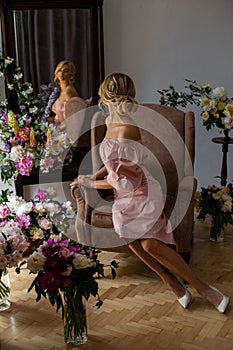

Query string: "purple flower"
[[40, 271, 61, 292], [25, 116, 32, 125], [44, 158, 55, 168], [16, 214, 31, 228], [2, 144, 10, 152], [34, 189, 49, 202], [60, 239, 70, 248], [0, 205, 10, 219], [15, 156, 34, 176], [69, 245, 82, 254], [0, 220, 8, 226], [9, 136, 20, 146]]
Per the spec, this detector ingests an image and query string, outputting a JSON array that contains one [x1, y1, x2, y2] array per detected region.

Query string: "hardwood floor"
[[1, 216, 233, 350]]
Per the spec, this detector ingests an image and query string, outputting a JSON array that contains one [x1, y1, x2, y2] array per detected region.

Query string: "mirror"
[[0, 0, 104, 104], [13, 8, 93, 97]]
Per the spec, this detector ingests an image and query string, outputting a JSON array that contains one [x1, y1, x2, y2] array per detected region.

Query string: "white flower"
[[13, 73, 23, 80], [221, 200, 232, 213], [37, 217, 53, 230], [62, 201, 73, 213], [44, 202, 60, 215], [29, 106, 38, 114], [8, 195, 33, 216], [7, 84, 14, 90], [34, 202, 45, 213], [30, 227, 44, 240], [27, 251, 46, 273], [73, 253, 92, 269], [5, 57, 14, 64], [200, 96, 216, 111], [9, 145, 25, 161], [212, 87, 228, 100], [45, 187, 57, 198], [221, 194, 232, 202]]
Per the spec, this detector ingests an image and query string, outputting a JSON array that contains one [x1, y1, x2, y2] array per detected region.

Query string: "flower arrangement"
[[197, 183, 233, 241], [26, 236, 118, 345], [0, 225, 29, 309], [0, 187, 74, 247], [157, 79, 233, 131], [0, 56, 74, 183], [39, 124, 73, 173]]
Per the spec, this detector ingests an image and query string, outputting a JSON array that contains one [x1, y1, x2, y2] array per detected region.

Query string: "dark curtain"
[[13, 9, 94, 99]]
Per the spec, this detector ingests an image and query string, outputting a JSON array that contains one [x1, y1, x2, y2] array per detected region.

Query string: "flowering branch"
[[157, 79, 233, 131]]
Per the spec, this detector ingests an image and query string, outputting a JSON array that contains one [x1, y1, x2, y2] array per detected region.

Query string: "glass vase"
[[0, 268, 11, 311], [63, 289, 88, 346], [209, 228, 224, 242]]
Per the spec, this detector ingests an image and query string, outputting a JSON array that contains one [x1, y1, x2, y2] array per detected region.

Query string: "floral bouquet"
[[0, 110, 48, 182], [0, 56, 49, 182], [26, 236, 118, 345], [157, 79, 233, 131], [0, 225, 29, 310], [0, 55, 74, 183], [0, 187, 75, 249], [39, 124, 73, 173], [197, 183, 233, 241]]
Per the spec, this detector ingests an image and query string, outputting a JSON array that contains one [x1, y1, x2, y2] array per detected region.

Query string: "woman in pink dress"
[[52, 60, 78, 125], [70, 73, 229, 313]]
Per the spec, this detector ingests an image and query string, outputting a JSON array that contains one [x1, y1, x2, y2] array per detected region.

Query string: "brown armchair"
[[71, 104, 197, 263]]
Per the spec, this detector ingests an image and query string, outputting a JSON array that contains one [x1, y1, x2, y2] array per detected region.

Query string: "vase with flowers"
[[197, 183, 233, 241], [0, 225, 29, 310], [26, 236, 118, 346]]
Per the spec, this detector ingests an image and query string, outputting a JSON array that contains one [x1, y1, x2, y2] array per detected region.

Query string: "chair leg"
[[178, 251, 191, 265]]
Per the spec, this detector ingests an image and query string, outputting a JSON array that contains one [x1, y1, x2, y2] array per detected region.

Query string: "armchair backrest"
[[90, 104, 195, 197]]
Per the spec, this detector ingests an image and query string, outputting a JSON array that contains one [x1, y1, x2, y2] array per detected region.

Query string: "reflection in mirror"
[[13, 8, 93, 98]]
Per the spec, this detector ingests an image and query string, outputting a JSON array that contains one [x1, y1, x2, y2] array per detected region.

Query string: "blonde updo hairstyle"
[[54, 60, 76, 84], [98, 73, 138, 116]]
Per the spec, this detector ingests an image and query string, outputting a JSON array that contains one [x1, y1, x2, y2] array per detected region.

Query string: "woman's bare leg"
[[128, 240, 187, 299], [140, 238, 225, 308]]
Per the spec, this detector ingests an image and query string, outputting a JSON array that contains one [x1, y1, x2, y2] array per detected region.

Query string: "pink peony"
[[16, 214, 31, 228], [0, 204, 10, 218], [16, 156, 34, 176], [44, 158, 55, 168]]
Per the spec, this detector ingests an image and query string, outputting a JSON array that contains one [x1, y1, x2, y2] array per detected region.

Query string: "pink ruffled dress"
[[99, 138, 175, 244], [52, 99, 66, 124]]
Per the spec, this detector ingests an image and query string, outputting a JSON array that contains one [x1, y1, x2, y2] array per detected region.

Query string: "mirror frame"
[[0, 0, 105, 105]]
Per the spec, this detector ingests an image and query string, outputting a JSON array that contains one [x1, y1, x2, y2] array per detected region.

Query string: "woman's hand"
[[70, 174, 95, 189]]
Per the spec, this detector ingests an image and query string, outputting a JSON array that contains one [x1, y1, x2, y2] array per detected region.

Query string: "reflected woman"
[[49, 60, 92, 145], [52, 60, 78, 125]]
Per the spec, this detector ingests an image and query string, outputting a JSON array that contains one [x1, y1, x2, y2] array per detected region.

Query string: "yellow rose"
[[202, 112, 209, 120], [210, 107, 217, 114], [225, 103, 233, 117], [217, 101, 226, 110]]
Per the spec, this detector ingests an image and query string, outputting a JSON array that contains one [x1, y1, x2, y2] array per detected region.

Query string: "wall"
[[103, 0, 233, 188]]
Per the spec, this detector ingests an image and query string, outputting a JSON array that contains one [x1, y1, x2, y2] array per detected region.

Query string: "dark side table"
[[212, 130, 233, 186]]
